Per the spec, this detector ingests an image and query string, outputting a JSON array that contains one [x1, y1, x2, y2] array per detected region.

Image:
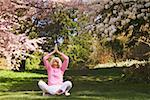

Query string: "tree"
[[89, 0, 150, 82], [0, 0, 46, 70], [0, 30, 44, 70], [91, 0, 150, 61], [2, 0, 149, 70], [0, 0, 109, 70], [60, 32, 93, 69]]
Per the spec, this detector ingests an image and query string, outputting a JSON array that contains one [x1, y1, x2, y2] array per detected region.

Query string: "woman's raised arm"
[[43, 50, 55, 69], [56, 50, 69, 72]]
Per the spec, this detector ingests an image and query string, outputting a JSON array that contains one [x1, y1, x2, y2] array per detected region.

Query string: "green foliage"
[[39, 8, 79, 51], [60, 33, 92, 68], [28, 31, 38, 39], [12, 18, 39, 39], [15, 8, 28, 17], [65, 44, 86, 67], [25, 52, 43, 70]]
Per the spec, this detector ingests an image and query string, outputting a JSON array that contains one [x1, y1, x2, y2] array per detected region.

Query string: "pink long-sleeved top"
[[43, 52, 69, 86]]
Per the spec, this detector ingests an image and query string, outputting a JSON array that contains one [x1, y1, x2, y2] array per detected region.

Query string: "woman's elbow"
[[65, 56, 69, 61], [43, 56, 47, 61]]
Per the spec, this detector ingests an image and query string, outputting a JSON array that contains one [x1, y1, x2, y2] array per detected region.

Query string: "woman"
[[38, 48, 72, 96]]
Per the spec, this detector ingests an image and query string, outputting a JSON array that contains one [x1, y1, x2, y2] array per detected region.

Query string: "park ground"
[[0, 68, 150, 100]]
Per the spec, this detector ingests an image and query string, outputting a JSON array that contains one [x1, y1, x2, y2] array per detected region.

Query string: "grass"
[[0, 68, 150, 100]]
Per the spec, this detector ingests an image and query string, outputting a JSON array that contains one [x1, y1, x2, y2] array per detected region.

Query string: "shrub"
[[25, 52, 43, 70], [123, 63, 150, 83]]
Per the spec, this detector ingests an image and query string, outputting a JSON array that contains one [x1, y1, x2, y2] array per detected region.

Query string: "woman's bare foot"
[[65, 92, 71, 96], [43, 92, 51, 96]]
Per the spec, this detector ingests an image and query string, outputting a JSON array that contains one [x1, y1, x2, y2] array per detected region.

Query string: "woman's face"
[[52, 60, 59, 68]]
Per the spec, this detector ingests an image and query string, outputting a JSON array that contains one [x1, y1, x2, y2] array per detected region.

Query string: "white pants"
[[38, 80, 72, 95]]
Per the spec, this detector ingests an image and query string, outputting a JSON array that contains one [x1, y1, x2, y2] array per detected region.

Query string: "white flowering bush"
[[94, 0, 150, 38], [0, 0, 92, 70], [0, 30, 44, 70], [89, 0, 150, 81], [90, 0, 150, 61]]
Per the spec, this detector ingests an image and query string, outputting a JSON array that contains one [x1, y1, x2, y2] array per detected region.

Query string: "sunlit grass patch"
[[0, 70, 47, 79]]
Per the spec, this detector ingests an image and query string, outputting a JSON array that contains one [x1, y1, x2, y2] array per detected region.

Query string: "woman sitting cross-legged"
[[38, 48, 72, 96]]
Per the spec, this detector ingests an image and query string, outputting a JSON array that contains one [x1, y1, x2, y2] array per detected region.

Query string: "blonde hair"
[[50, 57, 62, 68]]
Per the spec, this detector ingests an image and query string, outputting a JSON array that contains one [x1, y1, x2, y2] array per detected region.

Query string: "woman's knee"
[[64, 81, 72, 87], [38, 80, 48, 89], [38, 80, 45, 86]]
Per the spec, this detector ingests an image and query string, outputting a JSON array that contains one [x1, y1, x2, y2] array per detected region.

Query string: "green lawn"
[[0, 68, 150, 100]]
